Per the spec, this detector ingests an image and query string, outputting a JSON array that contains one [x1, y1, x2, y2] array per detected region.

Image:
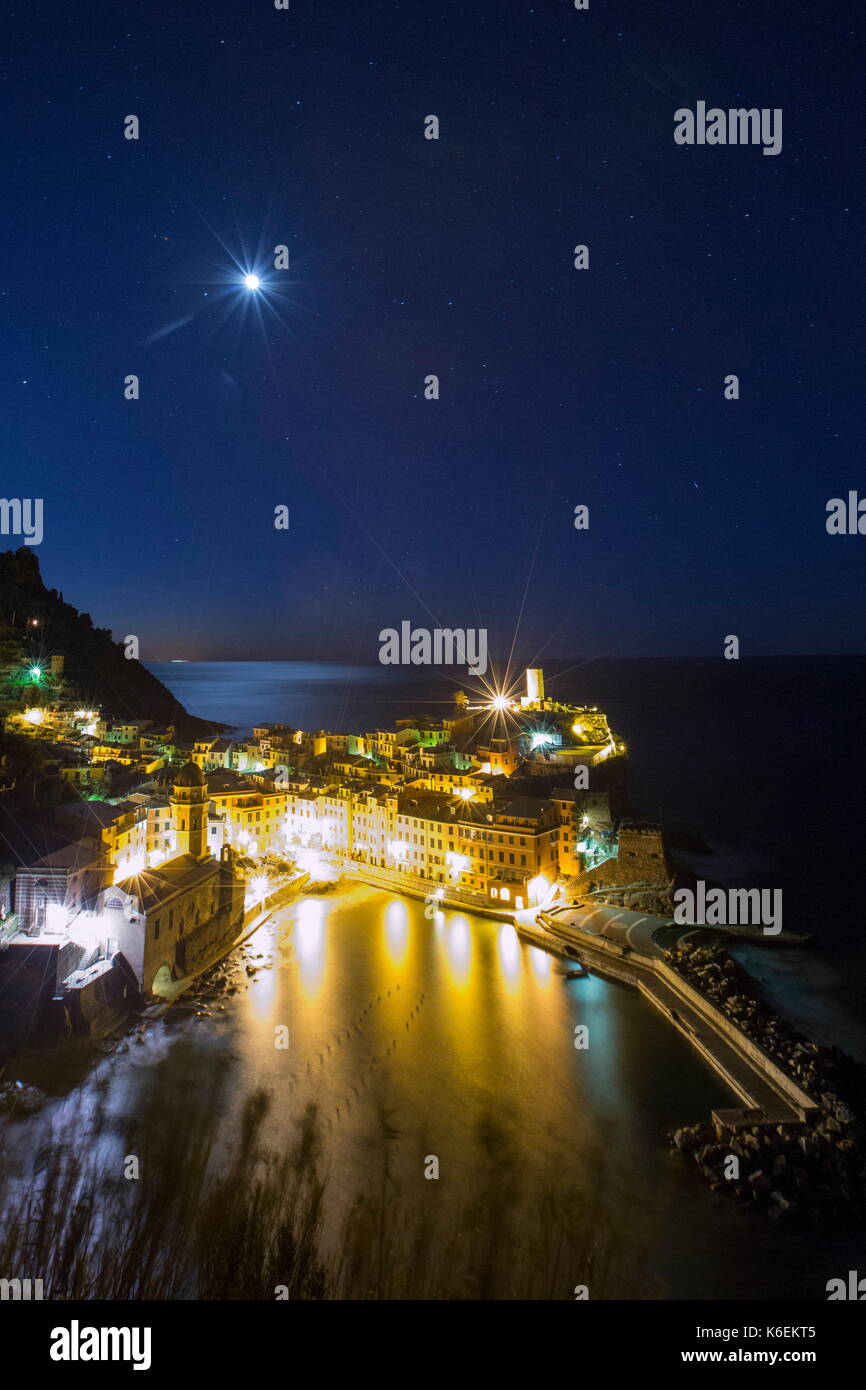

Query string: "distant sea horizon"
[[148, 655, 866, 1057]]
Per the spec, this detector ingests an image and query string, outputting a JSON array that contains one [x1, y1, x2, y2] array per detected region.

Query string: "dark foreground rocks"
[[669, 1110, 866, 1224], [666, 941, 866, 1223], [0, 1079, 46, 1115]]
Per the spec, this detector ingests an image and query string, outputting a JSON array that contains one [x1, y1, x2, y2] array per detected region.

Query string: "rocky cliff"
[[0, 548, 224, 736]]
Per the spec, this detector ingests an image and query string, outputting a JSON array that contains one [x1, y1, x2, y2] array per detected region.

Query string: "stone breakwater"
[[667, 941, 866, 1223]]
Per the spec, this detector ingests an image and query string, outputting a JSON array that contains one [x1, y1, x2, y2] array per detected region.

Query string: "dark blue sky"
[[2, 0, 863, 661]]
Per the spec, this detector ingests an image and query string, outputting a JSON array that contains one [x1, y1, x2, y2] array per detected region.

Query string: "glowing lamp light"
[[23, 707, 43, 724], [531, 731, 553, 749], [527, 873, 553, 906], [571, 722, 583, 736], [490, 695, 510, 712], [457, 787, 474, 801], [445, 850, 470, 880], [243, 273, 261, 290], [29, 666, 42, 680], [45, 902, 69, 932]]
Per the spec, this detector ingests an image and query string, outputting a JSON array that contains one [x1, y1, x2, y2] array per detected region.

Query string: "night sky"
[[2, 1, 863, 662]]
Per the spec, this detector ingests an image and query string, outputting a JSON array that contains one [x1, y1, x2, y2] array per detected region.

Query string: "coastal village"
[[0, 657, 670, 1032], [1, 613, 864, 1231]]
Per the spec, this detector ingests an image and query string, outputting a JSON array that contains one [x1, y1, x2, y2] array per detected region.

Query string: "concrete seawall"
[[534, 910, 818, 1128], [343, 863, 516, 922]]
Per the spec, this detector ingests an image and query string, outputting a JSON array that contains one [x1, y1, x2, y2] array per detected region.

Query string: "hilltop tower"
[[170, 761, 208, 861], [525, 668, 544, 704]]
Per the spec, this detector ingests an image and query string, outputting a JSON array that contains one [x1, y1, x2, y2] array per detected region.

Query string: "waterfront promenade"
[[533, 905, 818, 1129], [342, 860, 516, 921]]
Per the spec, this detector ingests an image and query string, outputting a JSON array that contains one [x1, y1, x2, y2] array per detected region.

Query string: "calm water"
[[4, 883, 857, 1298]]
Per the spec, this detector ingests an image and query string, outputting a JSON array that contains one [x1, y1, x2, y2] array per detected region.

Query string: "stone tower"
[[170, 761, 208, 861], [525, 668, 544, 704]]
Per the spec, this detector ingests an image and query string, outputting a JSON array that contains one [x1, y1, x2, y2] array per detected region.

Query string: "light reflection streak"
[[497, 923, 521, 992], [444, 914, 472, 986], [294, 899, 326, 997], [245, 958, 278, 1021], [384, 898, 409, 967], [528, 946, 553, 985]]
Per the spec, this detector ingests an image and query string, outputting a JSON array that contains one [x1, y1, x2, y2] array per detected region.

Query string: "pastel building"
[[102, 763, 244, 993]]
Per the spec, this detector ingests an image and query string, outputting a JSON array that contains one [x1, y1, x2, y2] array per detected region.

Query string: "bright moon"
[[243, 273, 261, 290]]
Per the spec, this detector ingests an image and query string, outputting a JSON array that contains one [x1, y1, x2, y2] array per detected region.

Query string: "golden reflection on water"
[[383, 898, 409, 967], [295, 898, 327, 998], [497, 922, 522, 993], [114, 880, 753, 1301], [529, 945, 553, 985], [238, 886, 590, 1141], [443, 913, 472, 986], [246, 958, 278, 1022]]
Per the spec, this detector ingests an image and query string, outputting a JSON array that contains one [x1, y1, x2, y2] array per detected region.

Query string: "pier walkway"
[[532, 906, 818, 1129]]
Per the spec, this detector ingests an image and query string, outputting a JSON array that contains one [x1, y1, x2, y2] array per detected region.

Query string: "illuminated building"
[[207, 773, 291, 856], [106, 763, 244, 992]]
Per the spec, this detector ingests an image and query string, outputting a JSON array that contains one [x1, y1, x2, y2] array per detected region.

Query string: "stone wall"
[[177, 885, 245, 978], [573, 821, 670, 892]]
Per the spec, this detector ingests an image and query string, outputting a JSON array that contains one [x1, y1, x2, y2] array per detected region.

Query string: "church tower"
[[170, 762, 208, 861]]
